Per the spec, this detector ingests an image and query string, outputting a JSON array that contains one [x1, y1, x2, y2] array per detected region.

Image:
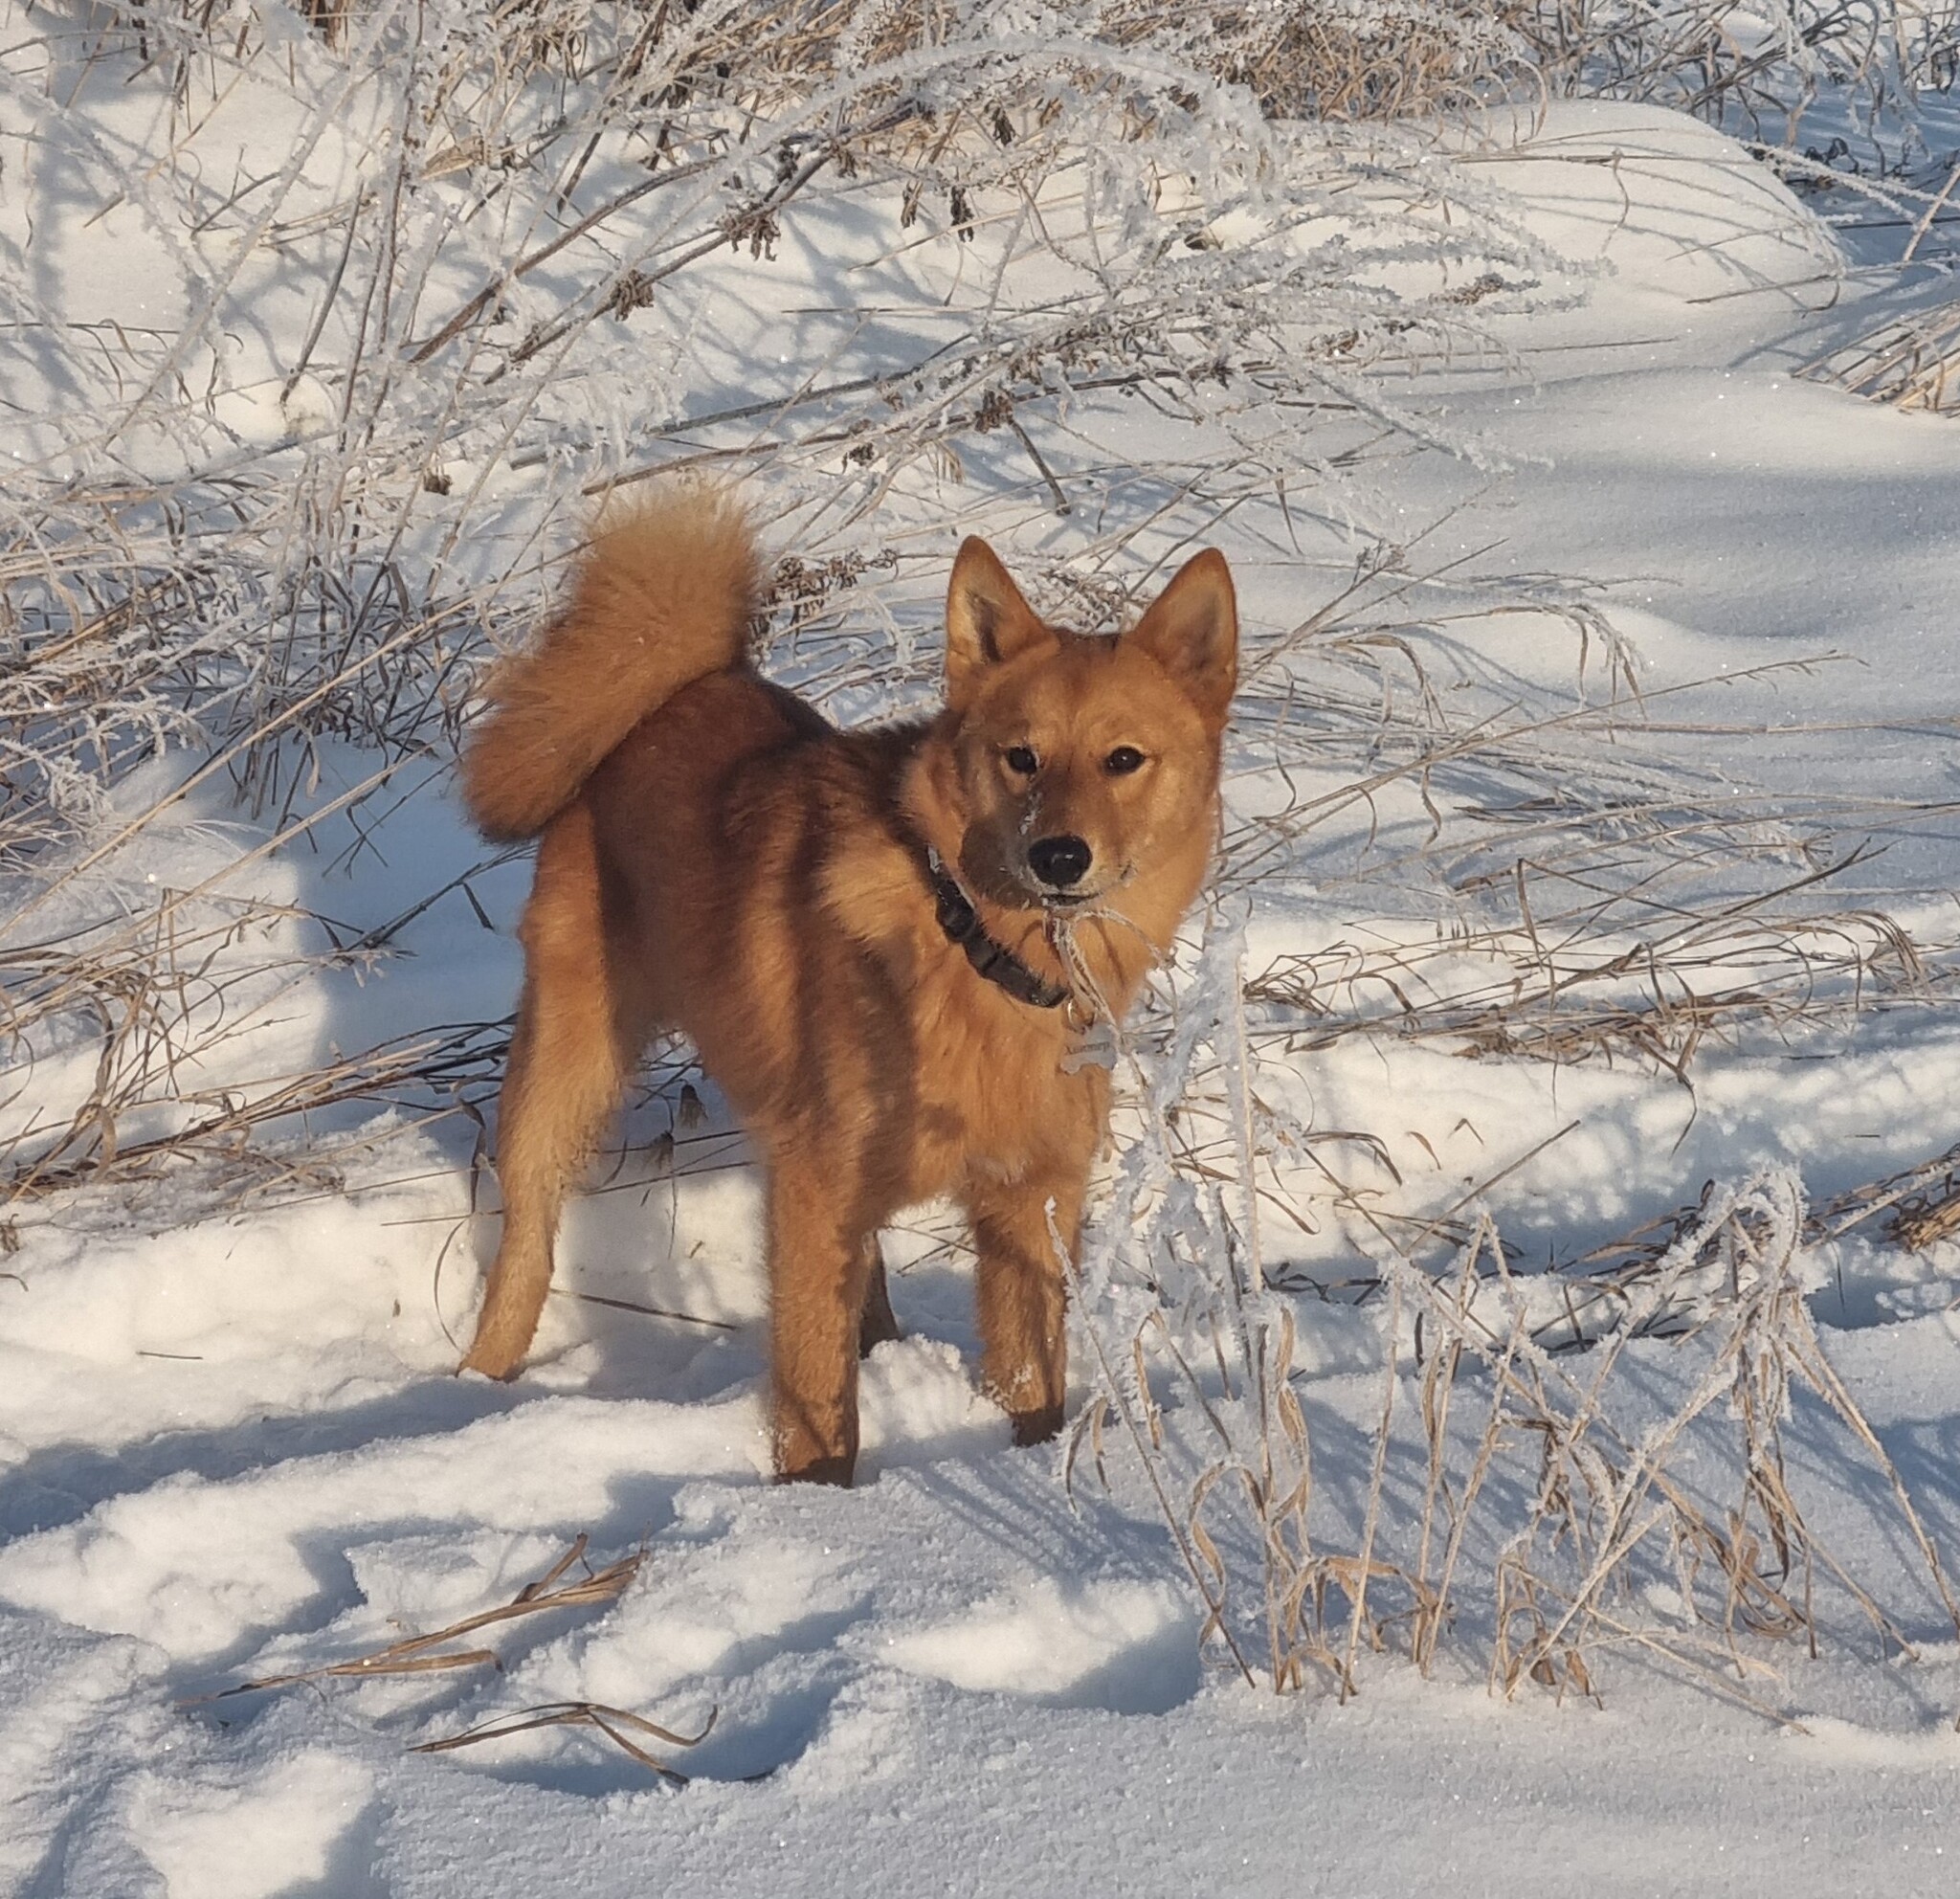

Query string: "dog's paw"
[[772, 1453, 857, 1488], [457, 1341, 524, 1381]]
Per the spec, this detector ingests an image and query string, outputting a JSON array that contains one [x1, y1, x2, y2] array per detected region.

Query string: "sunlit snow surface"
[[5, 17, 1960, 1897]]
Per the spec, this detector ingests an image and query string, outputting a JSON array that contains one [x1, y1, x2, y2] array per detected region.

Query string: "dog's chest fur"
[[590, 673, 1127, 1210]]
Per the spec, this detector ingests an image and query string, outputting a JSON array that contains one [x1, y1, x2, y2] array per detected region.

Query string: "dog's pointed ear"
[[946, 538, 1053, 704], [1125, 549, 1237, 724]]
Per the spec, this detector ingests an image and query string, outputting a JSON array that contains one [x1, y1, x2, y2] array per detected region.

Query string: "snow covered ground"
[[6, 10, 1960, 1895]]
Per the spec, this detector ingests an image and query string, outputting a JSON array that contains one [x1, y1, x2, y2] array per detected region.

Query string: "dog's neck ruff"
[[925, 850, 1069, 1011]]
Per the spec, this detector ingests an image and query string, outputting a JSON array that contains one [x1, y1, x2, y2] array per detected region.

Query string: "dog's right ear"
[[946, 538, 1054, 706], [1125, 547, 1237, 726]]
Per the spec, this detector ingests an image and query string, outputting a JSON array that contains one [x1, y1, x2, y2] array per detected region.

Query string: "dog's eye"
[[1004, 745, 1039, 775], [1103, 746, 1146, 775]]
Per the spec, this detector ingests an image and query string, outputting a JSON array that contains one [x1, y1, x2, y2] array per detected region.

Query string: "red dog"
[[458, 490, 1236, 1483]]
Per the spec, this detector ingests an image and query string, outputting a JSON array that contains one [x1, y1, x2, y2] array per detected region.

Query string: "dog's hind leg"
[[461, 802, 643, 1380], [858, 1239, 902, 1358], [967, 1165, 1084, 1447], [767, 1155, 880, 1485]]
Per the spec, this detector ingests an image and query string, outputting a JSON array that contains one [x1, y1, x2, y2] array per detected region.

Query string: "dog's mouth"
[[1021, 864, 1134, 912]]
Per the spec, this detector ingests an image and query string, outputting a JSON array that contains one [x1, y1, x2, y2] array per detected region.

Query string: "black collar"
[[926, 850, 1069, 1011]]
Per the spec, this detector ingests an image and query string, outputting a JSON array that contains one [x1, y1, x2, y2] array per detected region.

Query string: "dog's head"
[[924, 538, 1236, 914]]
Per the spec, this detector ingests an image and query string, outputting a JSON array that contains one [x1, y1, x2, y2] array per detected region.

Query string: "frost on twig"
[[1067, 909, 1960, 1712]]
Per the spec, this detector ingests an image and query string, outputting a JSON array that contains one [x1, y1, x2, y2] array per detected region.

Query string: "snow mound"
[[1463, 99, 1841, 307]]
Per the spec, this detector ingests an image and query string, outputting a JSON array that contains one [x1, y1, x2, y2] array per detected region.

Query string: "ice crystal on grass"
[[4, 0, 1960, 1731], [1072, 919, 1960, 1707]]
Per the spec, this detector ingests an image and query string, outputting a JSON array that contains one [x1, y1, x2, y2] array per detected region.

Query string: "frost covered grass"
[[7, 3, 1960, 1888], [2, 0, 1584, 1205], [6, 0, 1960, 1205], [1062, 910, 1960, 1712]]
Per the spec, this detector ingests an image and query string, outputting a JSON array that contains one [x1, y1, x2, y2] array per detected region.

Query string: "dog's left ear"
[[1125, 549, 1237, 724], [946, 538, 1055, 707]]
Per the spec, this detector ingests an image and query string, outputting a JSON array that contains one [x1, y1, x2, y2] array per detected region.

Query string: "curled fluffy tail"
[[461, 487, 764, 841]]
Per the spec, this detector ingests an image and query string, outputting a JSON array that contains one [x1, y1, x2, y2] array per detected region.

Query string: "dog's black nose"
[[1028, 834, 1092, 889]]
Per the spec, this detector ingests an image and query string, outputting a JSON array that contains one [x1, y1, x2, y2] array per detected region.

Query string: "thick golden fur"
[[461, 490, 766, 841], [459, 488, 1237, 1485]]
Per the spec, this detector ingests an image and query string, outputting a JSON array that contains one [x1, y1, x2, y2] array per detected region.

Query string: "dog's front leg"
[[858, 1240, 902, 1358], [967, 1167, 1084, 1447], [767, 1156, 876, 1486]]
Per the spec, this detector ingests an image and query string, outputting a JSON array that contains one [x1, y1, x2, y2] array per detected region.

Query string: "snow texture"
[[5, 7, 1960, 1896]]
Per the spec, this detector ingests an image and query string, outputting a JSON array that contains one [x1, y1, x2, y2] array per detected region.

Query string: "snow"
[[7, 8, 1960, 1896]]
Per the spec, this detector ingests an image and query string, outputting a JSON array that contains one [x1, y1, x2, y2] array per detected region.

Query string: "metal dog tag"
[[1060, 1020, 1120, 1073]]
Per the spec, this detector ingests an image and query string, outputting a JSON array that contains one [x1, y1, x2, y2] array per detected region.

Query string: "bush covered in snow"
[[4, 13, 1960, 1868]]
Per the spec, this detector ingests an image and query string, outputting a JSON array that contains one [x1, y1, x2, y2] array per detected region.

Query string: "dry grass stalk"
[[412, 1699, 714, 1783], [1071, 913, 1437, 1697], [1873, 1148, 1960, 1251], [1074, 906, 1960, 1716], [1395, 1172, 1960, 1706], [1806, 298, 1960, 414], [194, 1534, 642, 1703], [14, 0, 1960, 1220], [4, 0, 1599, 1216], [1218, 0, 1539, 121], [11, 0, 1960, 1731], [1522, 0, 1960, 137], [1516, 1138, 1960, 1355]]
